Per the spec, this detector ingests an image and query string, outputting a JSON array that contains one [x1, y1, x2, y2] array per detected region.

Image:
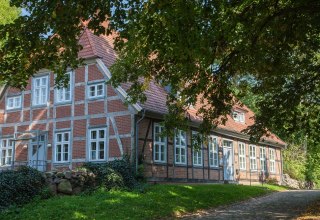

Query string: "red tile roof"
[[78, 29, 286, 147], [78, 28, 117, 68]]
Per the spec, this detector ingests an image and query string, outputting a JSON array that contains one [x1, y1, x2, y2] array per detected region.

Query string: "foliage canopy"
[[0, 0, 319, 140]]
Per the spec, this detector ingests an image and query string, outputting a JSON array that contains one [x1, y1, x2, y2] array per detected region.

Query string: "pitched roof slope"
[[78, 28, 117, 67], [78, 29, 286, 147]]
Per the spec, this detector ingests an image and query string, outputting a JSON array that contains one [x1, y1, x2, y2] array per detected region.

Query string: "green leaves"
[[0, 0, 319, 142]]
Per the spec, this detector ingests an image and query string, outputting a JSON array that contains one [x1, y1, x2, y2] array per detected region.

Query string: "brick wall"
[[0, 61, 135, 171]]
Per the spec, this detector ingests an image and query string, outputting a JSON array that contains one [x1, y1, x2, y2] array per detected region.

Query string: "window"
[[88, 83, 104, 99], [233, 110, 245, 123], [239, 142, 246, 170], [175, 130, 187, 164], [249, 145, 257, 170], [89, 129, 106, 161], [153, 123, 166, 163], [269, 148, 275, 173], [55, 132, 70, 162], [260, 147, 267, 172], [33, 75, 48, 106], [6, 96, 21, 110], [192, 131, 203, 166], [0, 139, 13, 166], [56, 72, 71, 103], [208, 136, 218, 167]]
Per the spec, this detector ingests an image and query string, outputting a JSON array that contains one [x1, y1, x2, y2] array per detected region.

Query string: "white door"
[[223, 146, 234, 181], [29, 135, 46, 171]]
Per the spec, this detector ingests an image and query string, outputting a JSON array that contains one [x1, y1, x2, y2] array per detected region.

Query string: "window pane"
[[57, 134, 62, 142], [64, 153, 68, 161], [63, 144, 68, 153], [97, 85, 103, 96], [99, 142, 104, 159], [65, 90, 71, 101], [57, 145, 61, 153], [99, 130, 105, 139], [175, 133, 180, 145], [91, 151, 96, 160], [181, 148, 185, 157], [91, 142, 97, 160], [64, 133, 69, 142], [91, 142, 96, 151], [90, 86, 95, 97], [91, 130, 97, 139], [41, 77, 46, 86]]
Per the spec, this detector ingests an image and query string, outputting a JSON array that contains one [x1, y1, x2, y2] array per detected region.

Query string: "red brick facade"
[[0, 61, 135, 171]]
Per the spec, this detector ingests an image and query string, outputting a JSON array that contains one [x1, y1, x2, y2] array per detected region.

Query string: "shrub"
[[104, 169, 125, 190], [83, 157, 137, 191], [265, 177, 279, 185], [0, 166, 46, 211]]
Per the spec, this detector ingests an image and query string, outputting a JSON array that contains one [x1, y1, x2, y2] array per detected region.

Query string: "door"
[[29, 135, 46, 171], [223, 140, 234, 181]]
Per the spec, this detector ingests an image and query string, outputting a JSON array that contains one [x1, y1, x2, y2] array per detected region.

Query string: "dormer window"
[[233, 110, 245, 123]]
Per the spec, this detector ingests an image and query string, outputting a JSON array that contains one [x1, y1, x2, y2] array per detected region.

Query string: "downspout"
[[135, 109, 146, 173], [280, 146, 285, 185]]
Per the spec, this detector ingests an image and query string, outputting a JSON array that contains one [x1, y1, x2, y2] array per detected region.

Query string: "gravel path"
[[181, 190, 320, 220]]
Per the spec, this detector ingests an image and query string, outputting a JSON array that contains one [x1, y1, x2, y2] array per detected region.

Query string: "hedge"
[[0, 166, 47, 211]]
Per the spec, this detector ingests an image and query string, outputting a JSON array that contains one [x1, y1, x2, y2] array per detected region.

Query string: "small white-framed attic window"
[[232, 110, 245, 123], [6, 96, 22, 110], [88, 83, 104, 99]]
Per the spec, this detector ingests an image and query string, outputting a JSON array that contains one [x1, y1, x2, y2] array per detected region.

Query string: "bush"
[[83, 157, 138, 191], [0, 166, 47, 211], [265, 177, 279, 185], [104, 169, 125, 190]]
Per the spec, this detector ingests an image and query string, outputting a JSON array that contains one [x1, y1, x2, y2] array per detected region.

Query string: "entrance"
[[29, 135, 46, 171], [223, 140, 234, 181]]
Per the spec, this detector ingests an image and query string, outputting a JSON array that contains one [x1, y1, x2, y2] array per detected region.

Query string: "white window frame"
[[55, 132, 70, 163], [153, 123, 167, 163], [55, 72, 72, 103], [249, 145, 257, 170], [233, 110, 245, 123], [89, 128, 107, 161], [88, 83, 105, 99], [260, 147, 267, 172], [6, 96, 22, 110], [192, 131, 203, 166], [238, 142, 246, 170], [208, 135, 218, 167], [269, 148, 276, 173], [174, 129, 187, 165], [32, 75, 49, 106], [0, 138, 14, 166]]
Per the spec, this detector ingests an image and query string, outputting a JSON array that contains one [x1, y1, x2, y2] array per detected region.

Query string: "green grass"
[[259, 183, 290, 191], [1, 184, 285, 220]]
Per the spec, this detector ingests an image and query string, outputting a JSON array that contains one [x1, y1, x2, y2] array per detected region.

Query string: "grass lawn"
[[1, 184, 287, 220]]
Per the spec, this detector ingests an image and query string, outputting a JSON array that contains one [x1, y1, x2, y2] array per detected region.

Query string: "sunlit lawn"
[[1, 184, 286, 220]]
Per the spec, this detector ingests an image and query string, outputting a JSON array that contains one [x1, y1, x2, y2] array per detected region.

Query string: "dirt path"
[[181, 190, 320, 220]]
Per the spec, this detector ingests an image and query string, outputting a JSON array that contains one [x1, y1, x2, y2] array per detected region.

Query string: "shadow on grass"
[[1, 184, 272, 220]]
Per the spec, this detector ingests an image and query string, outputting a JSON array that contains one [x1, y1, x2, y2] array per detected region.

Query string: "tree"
[[0, 0, 19, 25], [0, 0, 319, 141]]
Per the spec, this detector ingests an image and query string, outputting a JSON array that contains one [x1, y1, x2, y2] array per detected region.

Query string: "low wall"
[[45, 170, 96, 195]]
